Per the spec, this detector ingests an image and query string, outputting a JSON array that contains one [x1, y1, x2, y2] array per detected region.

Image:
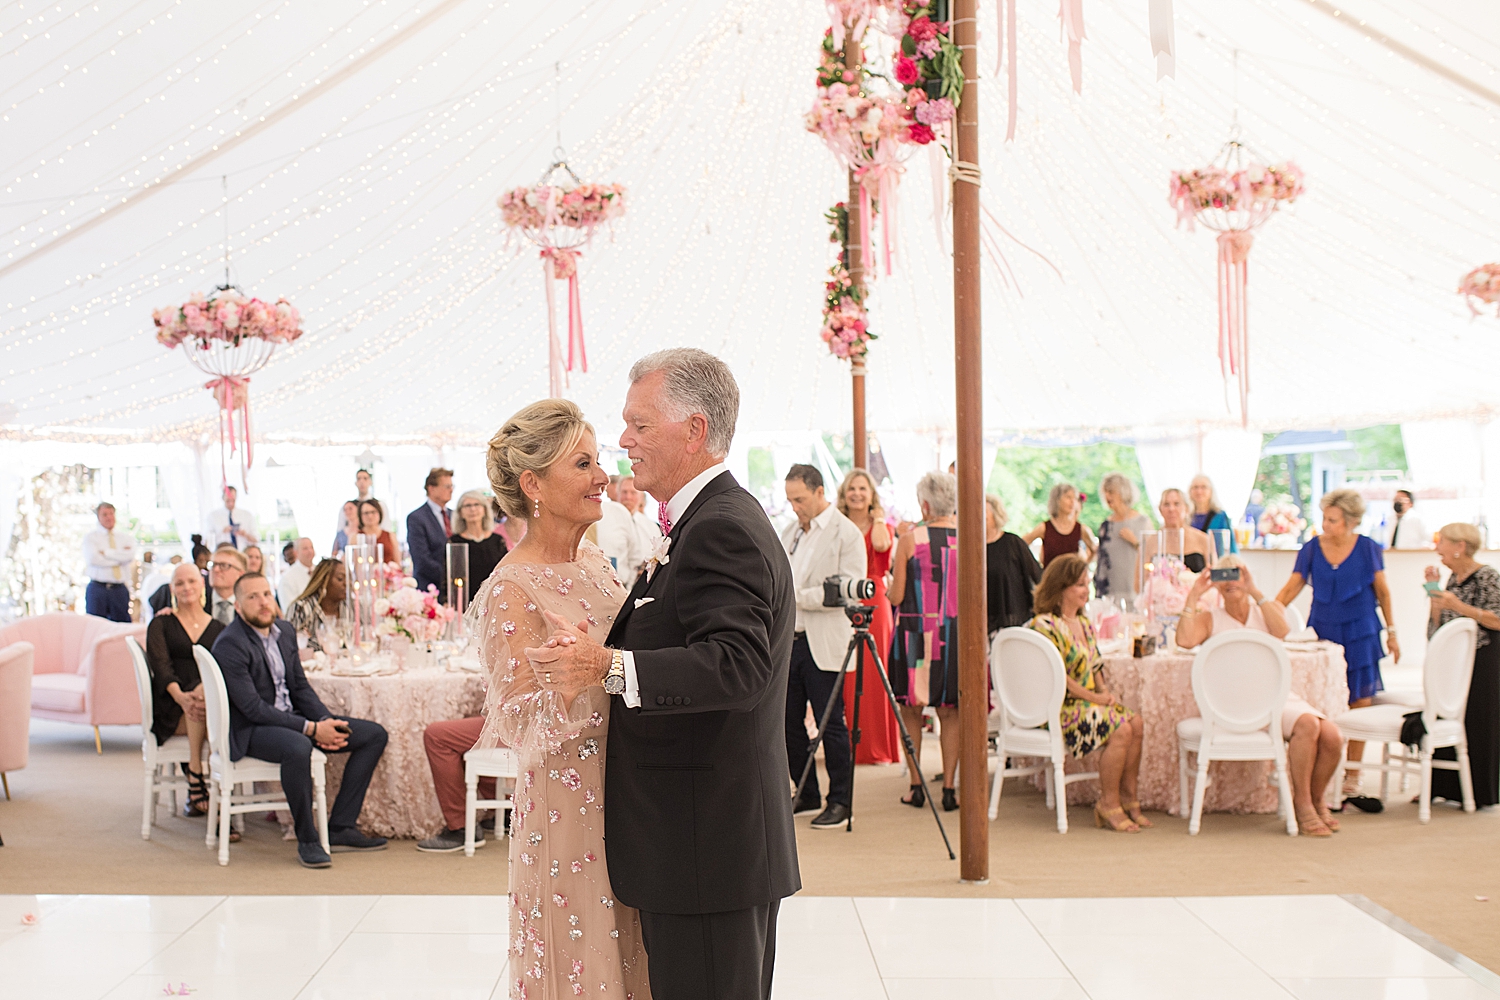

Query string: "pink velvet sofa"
[[0, 641, 32, 797], [0, 614, 147, 753]]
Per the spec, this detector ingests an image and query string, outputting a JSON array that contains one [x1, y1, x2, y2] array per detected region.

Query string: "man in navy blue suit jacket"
[[406, 466, 454, 600], [211, 572, 389, 868]]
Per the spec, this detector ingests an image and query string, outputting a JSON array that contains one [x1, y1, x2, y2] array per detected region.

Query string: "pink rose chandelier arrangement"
[[153, 292, 303, 488], [1169, 139, 1305, 424], [1459, 263, 1500, 318], [498, 159, 626, 398]]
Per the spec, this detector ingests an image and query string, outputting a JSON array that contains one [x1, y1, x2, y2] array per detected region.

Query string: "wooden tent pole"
[[951, 0, 989, 884], [845, 36, 869, 472]]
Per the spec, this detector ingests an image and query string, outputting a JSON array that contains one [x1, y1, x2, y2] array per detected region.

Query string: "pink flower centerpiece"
[[374, 579, 456, 644], [1259, 502, 1306, 547], [1459, 263, 1500, 318]]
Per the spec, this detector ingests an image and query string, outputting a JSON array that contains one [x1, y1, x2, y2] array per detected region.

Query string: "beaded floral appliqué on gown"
[[467, 539, 650, 1000]]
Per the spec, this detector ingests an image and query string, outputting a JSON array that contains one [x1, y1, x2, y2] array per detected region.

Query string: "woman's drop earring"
[[533, 498, 541, 518]]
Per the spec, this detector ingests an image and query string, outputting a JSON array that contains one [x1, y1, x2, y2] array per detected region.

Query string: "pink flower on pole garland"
[[894, 56, 920, 85], [906, 123, 935, 144]]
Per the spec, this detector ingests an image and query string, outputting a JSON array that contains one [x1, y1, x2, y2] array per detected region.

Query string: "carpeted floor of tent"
[[3, 721, 1496, 974]]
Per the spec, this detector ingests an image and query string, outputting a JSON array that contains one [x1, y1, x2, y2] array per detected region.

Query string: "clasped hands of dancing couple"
[[471, 349, 799, 1000]]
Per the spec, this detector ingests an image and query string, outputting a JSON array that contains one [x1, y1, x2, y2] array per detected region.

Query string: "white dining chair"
[[1177, 629, 1297, 836], [193, 646, 329, 865], [125, 636, 195, 839], [987, 627, 1099, 833], [1336, 617, 1478, 822], [462, 746, 518, 857], [1282, 603, 1306, 635]]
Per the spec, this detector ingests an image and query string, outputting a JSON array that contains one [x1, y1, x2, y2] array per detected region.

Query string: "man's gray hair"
[[915, 471, 958, 517], [629, 348, 740, 456]]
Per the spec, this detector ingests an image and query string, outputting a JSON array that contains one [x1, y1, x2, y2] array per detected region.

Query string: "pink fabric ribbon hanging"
[[540, 247, 586, 398], [1216, 230, 1255, 426], [997, 0, 1017, 140], [856, 155, 903, 278], [1058, 0, 1085, 94], [204, 375, 252, 488]]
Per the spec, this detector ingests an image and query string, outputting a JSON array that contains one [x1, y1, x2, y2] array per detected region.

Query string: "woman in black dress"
[[449, 489, 508, 602], [985, 493, 1042, 635], [1426, 522, 1500, 807], [144, 563, 225, 816]]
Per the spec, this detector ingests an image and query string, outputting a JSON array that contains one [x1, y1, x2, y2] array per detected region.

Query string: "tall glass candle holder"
[[344, 543, 378, 659], [446, 542, 470, 616]]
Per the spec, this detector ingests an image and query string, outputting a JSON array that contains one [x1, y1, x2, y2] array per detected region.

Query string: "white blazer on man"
[[779, 504, 867, 672]]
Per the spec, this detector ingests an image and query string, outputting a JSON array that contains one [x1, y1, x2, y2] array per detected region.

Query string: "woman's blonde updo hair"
[[486, 399, 593, 519]]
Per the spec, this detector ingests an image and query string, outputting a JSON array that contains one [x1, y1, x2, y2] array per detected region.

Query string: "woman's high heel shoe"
[[1122, 800, 1153, 828], [1093, 804, 1139, 832], [184, 768, 210, 818], [941, 787, 959, 812], [901, 784, 926, 808]]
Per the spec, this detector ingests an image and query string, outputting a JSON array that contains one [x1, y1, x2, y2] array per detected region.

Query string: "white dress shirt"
[[780, 503, 868, 670], [627, 508, 665, 586], [427, 499, 452, 535], [278, 561, 313, 609], [208, 505, 258, 550], [594, 499, 637, 581], [1385, 510, 1430, 549], [620, 463, 727, 708], [82, 525, 137, 584], [209, 590, 237, 625]]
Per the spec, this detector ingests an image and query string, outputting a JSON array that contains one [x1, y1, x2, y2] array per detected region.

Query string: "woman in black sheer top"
[[145, 563, 225, 816]]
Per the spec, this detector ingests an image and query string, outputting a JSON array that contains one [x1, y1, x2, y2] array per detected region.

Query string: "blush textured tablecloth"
[[309, 665, 486, 838], [1025, 641, 1349, 815]]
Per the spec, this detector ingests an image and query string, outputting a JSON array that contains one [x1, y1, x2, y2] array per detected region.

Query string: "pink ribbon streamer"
[[540, 247, 586, 398], [856, 155, 902, 278], [1216, 231, 1254, 426], [204, 375, 252, 489], [1058, 0, 1085, 94], [998, 0, 1017, 140]]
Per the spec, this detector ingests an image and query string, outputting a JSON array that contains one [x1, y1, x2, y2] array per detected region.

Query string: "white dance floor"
[[1, 893, 1494, 1000]]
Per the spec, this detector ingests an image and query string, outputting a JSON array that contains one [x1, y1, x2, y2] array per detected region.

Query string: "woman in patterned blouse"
[[1425, 523, 1500, 807], [1028, 554, 1149, 832]]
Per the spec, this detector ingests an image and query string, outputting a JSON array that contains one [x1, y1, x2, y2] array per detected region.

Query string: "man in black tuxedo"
[[527, 348, 799, 1000], [211, 572, 389, 868]]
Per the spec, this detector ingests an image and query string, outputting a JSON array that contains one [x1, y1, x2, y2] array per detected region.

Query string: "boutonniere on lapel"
[[644, 536, 672, 582]]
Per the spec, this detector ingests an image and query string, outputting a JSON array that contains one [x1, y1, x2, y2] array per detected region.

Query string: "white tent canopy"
[[1, 0, 1497, 456]]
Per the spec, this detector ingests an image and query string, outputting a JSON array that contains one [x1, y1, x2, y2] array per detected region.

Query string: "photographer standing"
[[782, 464, 868, 830]]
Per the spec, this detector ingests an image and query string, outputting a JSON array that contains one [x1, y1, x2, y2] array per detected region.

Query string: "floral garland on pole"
[[820, 202, 875, 359], [498, 172, 626, 397], [1169, 145, 1305, 425], [153, 287, 303, 487], [1459, 263, 1500, 318]]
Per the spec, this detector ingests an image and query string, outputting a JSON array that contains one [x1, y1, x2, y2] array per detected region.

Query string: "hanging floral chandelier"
[[498, 158, 626, 398], [1459, 263, 1500, 318], [1169, 139, 1305, 424], [153, 287, 302, 487]]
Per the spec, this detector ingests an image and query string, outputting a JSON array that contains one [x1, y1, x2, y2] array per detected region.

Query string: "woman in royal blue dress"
[[1273, 488, 1400, 812]]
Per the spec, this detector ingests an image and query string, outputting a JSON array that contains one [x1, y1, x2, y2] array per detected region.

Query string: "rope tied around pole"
[[948, 160, 982, 188]]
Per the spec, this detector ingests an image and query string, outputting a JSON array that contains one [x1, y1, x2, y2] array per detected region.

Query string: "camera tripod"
[[792, 604, 955, 859]]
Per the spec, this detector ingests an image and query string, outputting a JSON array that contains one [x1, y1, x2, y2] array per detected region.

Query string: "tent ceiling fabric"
[[1, 0, 1496, 447]]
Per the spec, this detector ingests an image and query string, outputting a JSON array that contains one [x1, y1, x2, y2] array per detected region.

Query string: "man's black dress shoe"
[[329, 828, 389, 852], [298, 843, 333, 869], [809, 803, 851, 829]]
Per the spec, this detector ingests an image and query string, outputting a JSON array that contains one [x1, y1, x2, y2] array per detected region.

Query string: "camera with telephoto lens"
[[823, 574, 876, 608]]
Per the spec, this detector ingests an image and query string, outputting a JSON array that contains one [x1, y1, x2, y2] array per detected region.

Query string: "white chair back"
[[126, 635, 154, 733], [1282, 604, 1306, 634], [991, 627, 1068, 730], [1422, 616, 1478, 722], [1190, 629, 1291, 734], [193, 645, 233, 766]]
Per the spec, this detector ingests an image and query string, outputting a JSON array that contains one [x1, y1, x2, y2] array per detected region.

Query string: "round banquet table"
[[1029, 641, 1350, 815], [308, 664, 487, 838]]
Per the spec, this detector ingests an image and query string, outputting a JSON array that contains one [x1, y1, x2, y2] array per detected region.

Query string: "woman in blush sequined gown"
[[468, 400, 650, 1000]]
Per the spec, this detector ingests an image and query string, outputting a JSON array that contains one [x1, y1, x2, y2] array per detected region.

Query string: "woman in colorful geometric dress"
[[1028, 554, 1149, 832], [469, 399, 650, 1000], [888, 471, 962, 811]]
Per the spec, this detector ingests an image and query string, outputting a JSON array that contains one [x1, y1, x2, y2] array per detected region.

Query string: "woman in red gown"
[[835, 469, 903, 764]]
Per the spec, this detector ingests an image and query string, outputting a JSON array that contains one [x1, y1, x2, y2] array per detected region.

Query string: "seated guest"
[[1140, 488, 1213, 572], [207, 545, 246, 624], [332, 500, 359, 556], [244, 544, 266, 576], [278, 537, 316, 610], [282, 540, 297, 566], [1021, 482, 1097, 567], [1028, 554, 1149, 832], [449, 489, 508, 598], [987, 492, 1042, 634], [1189, 474, 1236, 552], [285, 559, 347, 657], [145, 563, 227, 816], [417, 716, 501, 853], [1177, 555, 1344, 835], [1426, 523, 1500, 808], [357, 499, 401, 568], [212, 573, 388, 867]]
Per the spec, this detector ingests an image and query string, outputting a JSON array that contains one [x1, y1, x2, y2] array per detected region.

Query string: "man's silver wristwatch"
[[602, 648, 627, 696]]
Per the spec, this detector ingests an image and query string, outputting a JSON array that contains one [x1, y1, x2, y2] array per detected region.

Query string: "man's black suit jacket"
[[211, 615, 331, 762], [603, 471, 801, 915]]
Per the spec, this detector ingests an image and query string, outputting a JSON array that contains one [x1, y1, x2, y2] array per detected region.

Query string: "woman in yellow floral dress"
[[1027, 554, 1149, 832]]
